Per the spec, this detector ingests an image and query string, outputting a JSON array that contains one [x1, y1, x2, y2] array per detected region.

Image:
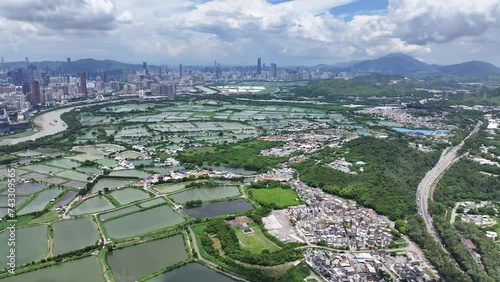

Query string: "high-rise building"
[[152, 83, 176, 100], [270, 63, 277, 79], [1, 57, 4, 64], [179, 64, 183, 78], [27, 65, 37, 82], [29, 80, 41, 105], [25, 57, 29, 64], [67, 58, 71, 64], [80, 71, 88, 97], [110, 81, 121, 91], [22, 82, 30, 94], [215, 63, 221, 79], [257, 58, 262, 75]]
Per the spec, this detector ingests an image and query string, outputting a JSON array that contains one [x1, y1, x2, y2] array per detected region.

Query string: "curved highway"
[[416, 121, 482, 241]]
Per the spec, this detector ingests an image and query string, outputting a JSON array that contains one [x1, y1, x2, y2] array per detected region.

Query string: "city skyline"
[[0, 0, 499, 66]]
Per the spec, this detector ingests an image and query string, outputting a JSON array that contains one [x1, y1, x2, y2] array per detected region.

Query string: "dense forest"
[[178, 140, 287, 172], [293, 137, 439, 220], [433, 217, 497, 282], [434, 159, 500, 206], [454, 222, 500, 280], [407, 216, 472, 282]]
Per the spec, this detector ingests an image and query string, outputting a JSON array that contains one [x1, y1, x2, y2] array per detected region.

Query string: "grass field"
[[250, 188, 301, 208], [234, 223, 280, 254]]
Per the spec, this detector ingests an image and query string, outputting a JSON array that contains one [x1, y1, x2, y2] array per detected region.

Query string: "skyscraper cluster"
[[256, 58, 277, 79]]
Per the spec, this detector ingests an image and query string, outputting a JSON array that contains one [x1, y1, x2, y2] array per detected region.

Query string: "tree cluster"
[[201, 219, 302, 266], [293, 137, 439, 220]]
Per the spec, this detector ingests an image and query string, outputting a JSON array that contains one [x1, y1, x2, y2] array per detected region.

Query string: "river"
[[0, 107, 74, 146]]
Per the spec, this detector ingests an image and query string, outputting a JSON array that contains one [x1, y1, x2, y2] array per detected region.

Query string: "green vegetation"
[[193, 223, 309, 282], [249, 188, 301, 209], [0, 154, 19, 164], [435, 159, 500, 206], [432, 215, 497, 282], [427, 122, 500, 282], [448, 87, 500, 106], [201, 218, 302, 266], [454, 222, 500, 280], [293, 137, 439, 220], [185, 200, 203, 208], [178, 140, 287, 172], [292, 74, 431, 101], [407, 215, 471, 282], [233, 223, 280, 254]]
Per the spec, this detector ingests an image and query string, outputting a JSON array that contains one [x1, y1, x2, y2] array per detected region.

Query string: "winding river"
[[0, 107, 74, 146]]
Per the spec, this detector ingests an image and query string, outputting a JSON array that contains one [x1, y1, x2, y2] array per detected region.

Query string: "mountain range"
[[1, 53, 499, 77], [328, 53, 500, 76]]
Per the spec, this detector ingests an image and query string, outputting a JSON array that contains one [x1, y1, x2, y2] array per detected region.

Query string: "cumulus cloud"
[[0, 0, 499, 65], [0, 0, 129, 31], [389, 0, 500, 45], [116, 11, 134, 24]]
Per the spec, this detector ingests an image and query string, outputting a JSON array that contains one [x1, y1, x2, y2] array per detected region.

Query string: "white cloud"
[[0, 0, 499, 65], [389, 0, 500, 45], [116, 11, 134, 24]]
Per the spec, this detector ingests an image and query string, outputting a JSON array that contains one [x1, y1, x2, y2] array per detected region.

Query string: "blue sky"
[[268, 0, 389, 19], [0, 0, 498, 66], [330, 0, 388, 20]]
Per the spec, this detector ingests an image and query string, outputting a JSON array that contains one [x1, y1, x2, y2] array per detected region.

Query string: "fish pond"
[[18, 188, 64, 215], [71, 196, 115, 215], [99, 205, 140, 221], [107, 235, 188, 282], [53, 218, 99, 256], [91, 178, 134, 193], [110, 188, 150, 205], [185, 199, 253, 218], [0, 225, 47, 268], [169, 185, 241, 204], [0, 256, 105, 282], [103, 205, 185, 239]]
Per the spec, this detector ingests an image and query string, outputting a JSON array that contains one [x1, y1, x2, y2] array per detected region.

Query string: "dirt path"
[[47, 238, 54, 257]]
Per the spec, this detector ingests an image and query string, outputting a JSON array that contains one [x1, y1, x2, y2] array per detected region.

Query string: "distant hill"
[[293, 73, 410, 100], [0, 59, 146, 75], [351, 73, 404, 86], [438, 61, 500, 76], [350, 53, 435, 75], [346, 53, 500, 77]]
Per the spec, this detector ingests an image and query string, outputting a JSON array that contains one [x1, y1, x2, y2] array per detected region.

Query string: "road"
[[416, 121, 482, 241]]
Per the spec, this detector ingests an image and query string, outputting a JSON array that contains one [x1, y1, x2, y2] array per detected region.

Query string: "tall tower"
[[30, 80, 42, 105], [80, 71, 88, 97], [67, 58, 71, 64], [257, 58, 262, 75], [271, 63, 277, 79], [179, 64, 183, 78]]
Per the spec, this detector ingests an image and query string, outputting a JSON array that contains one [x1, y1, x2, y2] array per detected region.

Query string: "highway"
[[416, 121, 482, 241]]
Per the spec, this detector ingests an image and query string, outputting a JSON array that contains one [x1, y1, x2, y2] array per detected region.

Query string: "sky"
[[0, 0, 499, 66]]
